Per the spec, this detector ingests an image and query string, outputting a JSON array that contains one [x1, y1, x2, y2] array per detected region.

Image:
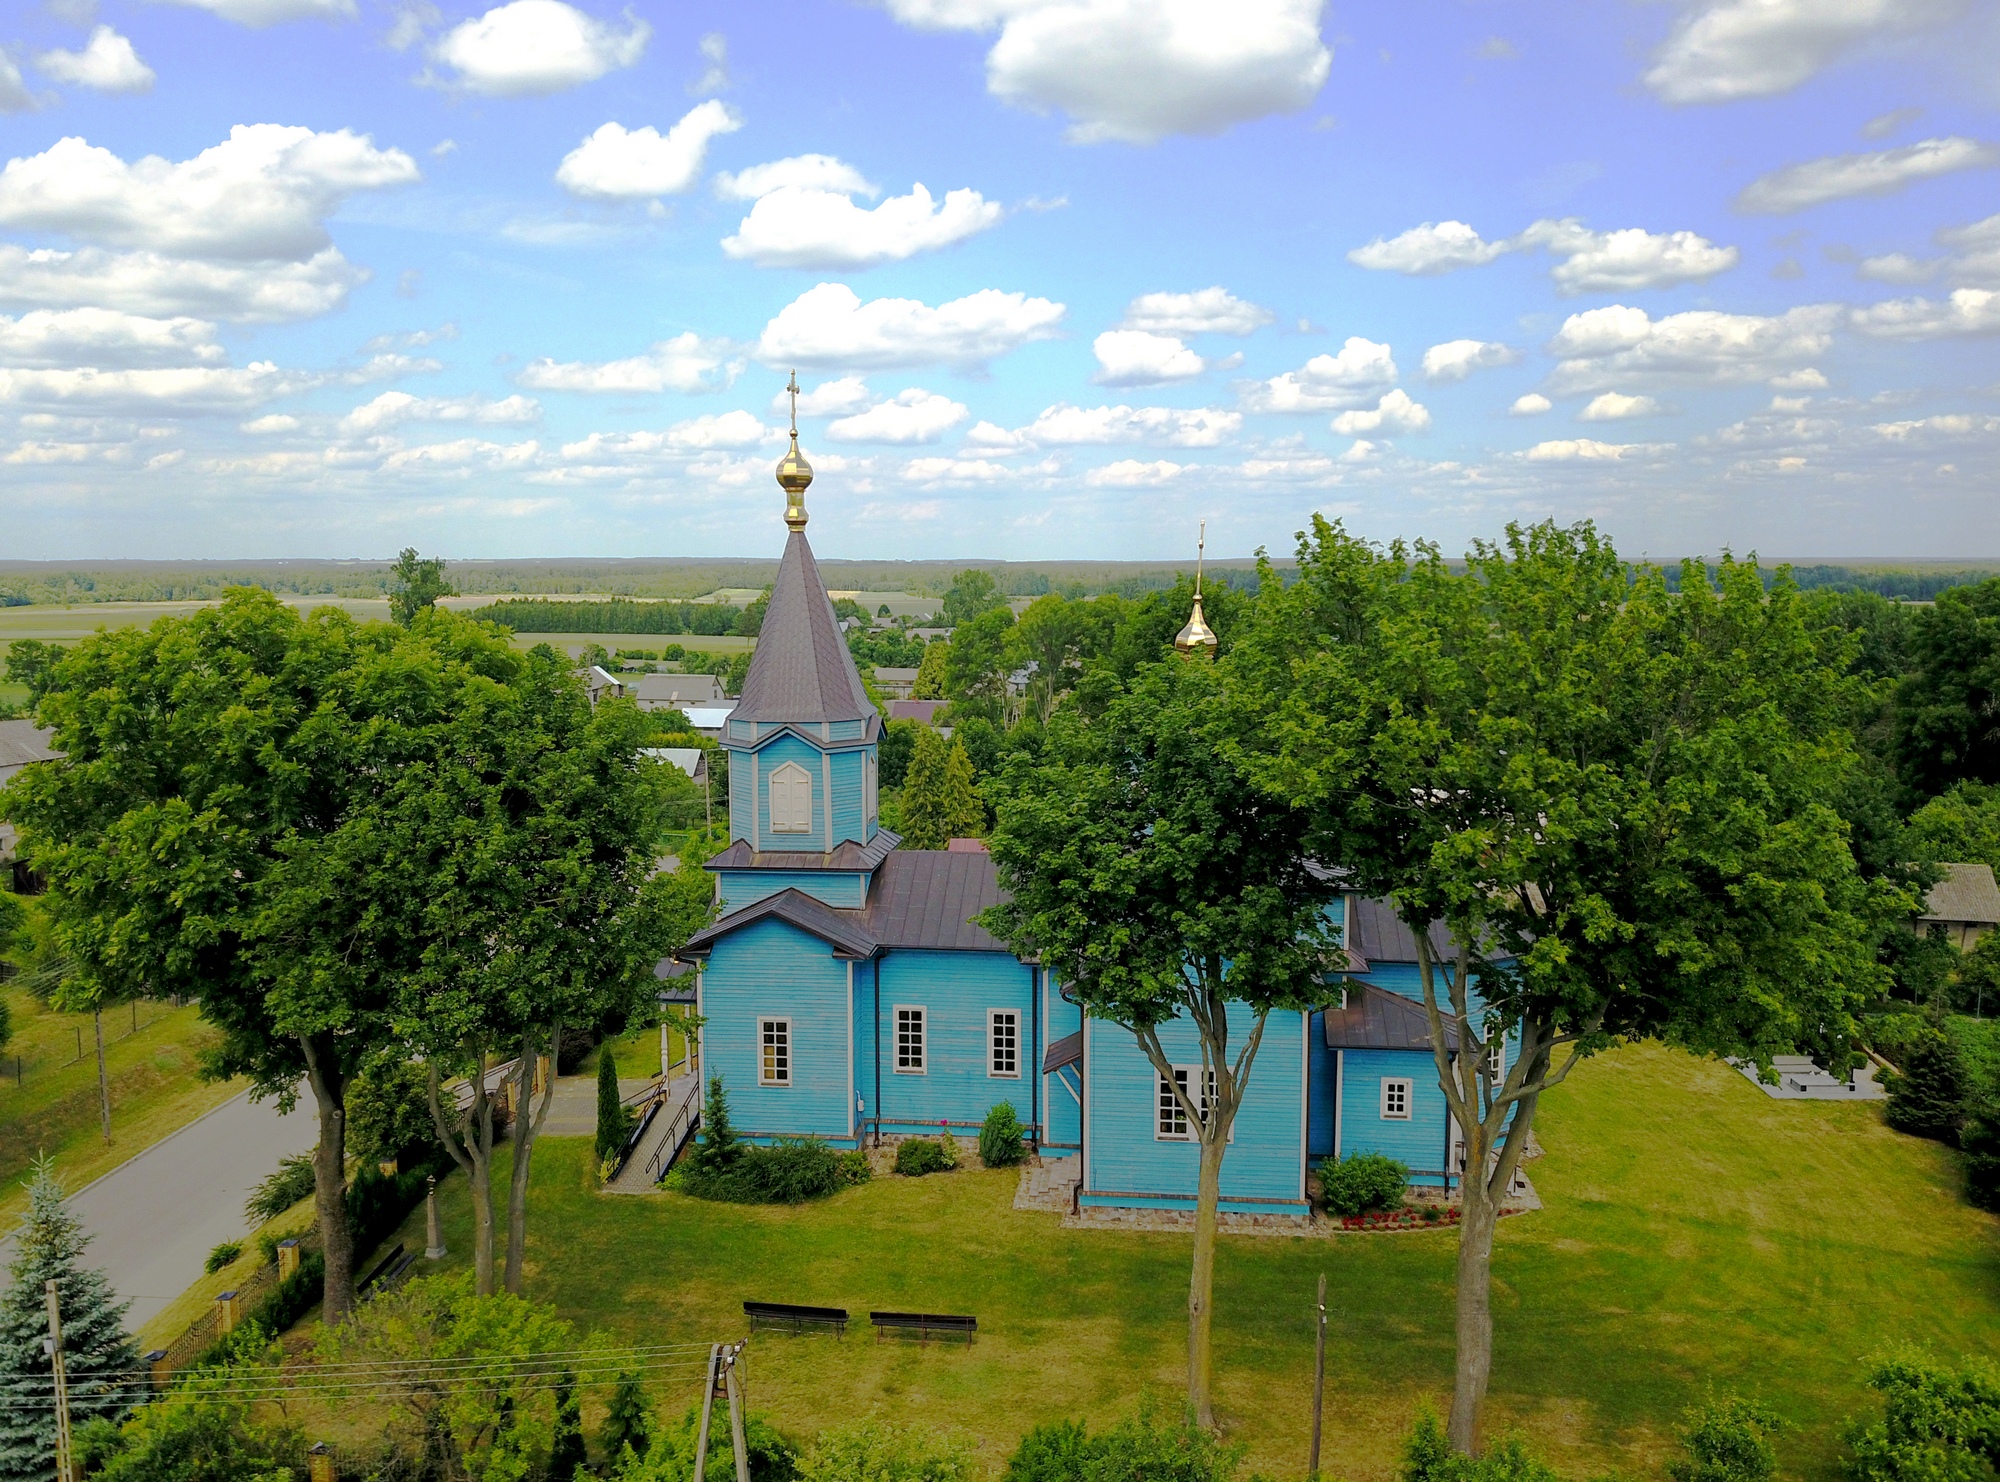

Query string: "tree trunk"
[[301, 1036, 355, 1324], [1188, 1130, 1226, 1427], [1447, 1162, 1498, 1452], [503, 1026, 560, 1296], [93, 1007, 110, 1145], [427, 1052, 498, 1296]]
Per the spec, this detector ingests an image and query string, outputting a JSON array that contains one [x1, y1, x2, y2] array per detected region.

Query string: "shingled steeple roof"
[[731, 528, 874, 725]]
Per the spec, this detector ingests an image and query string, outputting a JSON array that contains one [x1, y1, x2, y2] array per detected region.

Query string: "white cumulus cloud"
[[561, 411, 769, 458], [755, 281, 1065, 370], [1545, 303, 1838, 391], [0, 308, 221, 368], [1348, 221, 1507, 275], [1510, 393, 1552, 415], [1849, 287, 2000, 339], [779, 376, 874, 416], [1858, 251, 1940, 283], [1024, 402, 1240, 446], [723, 183, 1003, 269], [1421, 339, 1518, 382], [156, 0, 355, 23], [0, 244, 367, 323], [0, 363, 322, 414], [1579, 392, 1664, 420], [1524, 438, 1660, 462], [883, 0, 1330, 145], [517, 331, 735, 393], [1330, 388, 1430, 435], [1644, 0, 1953, 105], [340, 391, 539, 434], [1738, 137, 1999, 214], [1091, 329, 1203, 386], [241, 413, 298, 432], [827, 387, 969, 443], [715, 155, 877, 202], [36, 27, 155, 93], [0, 126, 419, 262], [0, 55, 32, 116], [1084, 458, 1185, 486], [432, 0, 648, 97], [1244, 338, 1398, 411], [1119, 286, 1272, 336], [555, 103, 741, 199], [1516, 219, 1738, 292]]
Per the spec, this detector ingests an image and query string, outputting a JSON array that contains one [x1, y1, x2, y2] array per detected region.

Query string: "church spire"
[[1174, 520, 1218, 656], [776, 369, 813, 532]]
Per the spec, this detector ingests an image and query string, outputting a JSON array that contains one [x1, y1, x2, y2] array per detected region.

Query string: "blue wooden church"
[[675, 416, 1499, 1216]]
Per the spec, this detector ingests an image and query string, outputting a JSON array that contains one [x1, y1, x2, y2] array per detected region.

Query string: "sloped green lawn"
[[391, 1044, 1998, 1480]]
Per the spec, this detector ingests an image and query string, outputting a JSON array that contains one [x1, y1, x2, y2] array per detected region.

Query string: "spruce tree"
[[602, 1369, 655, 1463], [1885, 1034, 1968, 1143], [898, 730, 983, 850], [596, 1046, 626, 1166], [0, 1158, 138, 1482], [690, 1075, 740, 1177], [549, 1369, 585, 1481]]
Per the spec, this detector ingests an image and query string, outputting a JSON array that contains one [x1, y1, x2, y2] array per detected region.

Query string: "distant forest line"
[[1, 555, 1997, 608]]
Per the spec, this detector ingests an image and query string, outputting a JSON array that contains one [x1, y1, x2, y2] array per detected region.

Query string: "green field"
[[367, 1043, 1996, 1480]]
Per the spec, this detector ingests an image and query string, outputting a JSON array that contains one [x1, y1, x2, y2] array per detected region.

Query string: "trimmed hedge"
[[1321, 1152, 1409, 1216], [673, 1138, 865, 1205], [894, 1139, 951, 1177]]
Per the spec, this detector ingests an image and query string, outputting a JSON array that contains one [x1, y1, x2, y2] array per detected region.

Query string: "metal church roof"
[[730, 530, 874, 726], [1322, 982, 1461, 1052]]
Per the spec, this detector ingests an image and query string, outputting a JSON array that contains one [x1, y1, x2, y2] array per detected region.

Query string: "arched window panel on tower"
[[770, 761, 813, 833]]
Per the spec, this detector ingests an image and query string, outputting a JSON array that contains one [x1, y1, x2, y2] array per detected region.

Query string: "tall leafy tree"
[[898, 729, 982, 850], [0, 592, 428, 1320], [982, 656, 1340, 1425], [387, 547, 455, 627], [0, 1158, 138, 1481], [1234, 518, 1891, 1452], [1895, 576, 2000, 798], [939, 568, 1009, 629]]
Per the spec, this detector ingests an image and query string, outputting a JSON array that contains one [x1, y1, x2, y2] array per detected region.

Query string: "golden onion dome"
[[776, 430, 813, 530], [1173, 592, 1217, 655]]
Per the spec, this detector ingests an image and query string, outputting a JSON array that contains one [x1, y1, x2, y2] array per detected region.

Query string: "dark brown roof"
[[888, 699, 946, 725], [1322, 982, 1460, 1052], [860, 850, 1012, 953], [731, 530, 873, 725], [703, 829, 900, 873], [681, 888, 877, 960], [1043, 1030, 1082, 1074], [1346, 896, 1463, 965]]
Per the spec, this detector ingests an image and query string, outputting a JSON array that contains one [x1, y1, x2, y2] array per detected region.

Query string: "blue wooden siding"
[[1307, 1010, 1337, 1159], [714, 870, 867, 912], [727, 749, 750, 845], [698, 918, 854, 1144], [1082, 1012, 1308, 1214], [1335, 1048, 1453, 1185], [1040, 977, 1083, 1156], [829, 748, 866, 845], [751, 734, 826, 852], [858, 950, 1038, 1134], [831, 719, 864, 741]]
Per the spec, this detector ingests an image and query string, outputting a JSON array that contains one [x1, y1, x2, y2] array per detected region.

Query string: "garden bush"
[[1000, 1401, 1247, 1482], [980, 1102, 1027, 1167], [1667, 1398, 1783, 1482], [244, 1153, 317, 1225], [895, 1139, 951, 1177], [798, 1419, 971, 1482], [1402, 1409, 1560, 1482], [617, 1403, 799, 1481], [1322, 1152, 1410, 1216], [835, 1149, 871, 1187], [204, 1241, 242, 1275], [681, 1138, 848, 1205], [248, 1250, 325, 1335], [1844, 1345, 2000, 1482]]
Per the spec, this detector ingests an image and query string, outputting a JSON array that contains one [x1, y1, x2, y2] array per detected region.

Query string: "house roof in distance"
[[730, 529, 873, 726], [1922, 862, 2000, 926], [0, 720, 58, 779]]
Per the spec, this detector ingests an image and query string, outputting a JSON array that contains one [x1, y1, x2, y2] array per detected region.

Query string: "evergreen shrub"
[[1884, 1034, 1968, 1143], [979, 1102, 1027, 1167], [597, 1046, 634, 1166], [1322, 1152, 1410, 1216], [894, 1139, 951, 1177]]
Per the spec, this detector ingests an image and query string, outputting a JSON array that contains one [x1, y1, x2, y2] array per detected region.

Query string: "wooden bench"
[[357, 1243, 412, 1300], [744, 1301, 849, 1337], [870, 1311, 976, 1344]]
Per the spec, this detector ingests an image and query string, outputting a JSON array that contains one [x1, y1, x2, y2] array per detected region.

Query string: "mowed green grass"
[[383, 1043, 1998, 1481]]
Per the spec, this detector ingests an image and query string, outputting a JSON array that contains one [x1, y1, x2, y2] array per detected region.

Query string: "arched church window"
[[769, 761, 812, 833]]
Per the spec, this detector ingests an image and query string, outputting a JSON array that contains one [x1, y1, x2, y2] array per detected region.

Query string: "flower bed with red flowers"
[[1327, 1205, 1524, 1232]]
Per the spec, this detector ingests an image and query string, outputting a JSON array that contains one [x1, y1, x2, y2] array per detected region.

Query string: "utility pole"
[[723, 1342, 751, 1482], [46, 1279, 74, 1482], [693, 1344, 719, 1475], [1309, 1271, 1327, 1480]]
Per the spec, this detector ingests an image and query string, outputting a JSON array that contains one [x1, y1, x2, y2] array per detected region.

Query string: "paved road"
[[1, 1086, 319, 1334]]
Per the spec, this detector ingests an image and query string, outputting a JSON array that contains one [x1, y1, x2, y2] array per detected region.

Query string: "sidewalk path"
[[0, 1086, 318, 1334]]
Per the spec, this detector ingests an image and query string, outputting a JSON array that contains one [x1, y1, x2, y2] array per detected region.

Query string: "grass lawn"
[[371, 1043, 1997, 1480], [0, 987, 240, 1230]]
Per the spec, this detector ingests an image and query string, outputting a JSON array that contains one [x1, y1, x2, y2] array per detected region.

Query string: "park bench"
[[743, 1301, 849, 1337], [358, 1244, 417, 1300], [869, 1311, 976, 1345]]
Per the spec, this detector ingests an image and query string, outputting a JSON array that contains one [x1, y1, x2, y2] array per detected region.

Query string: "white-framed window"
[[895, 1006, 926, 1073], [1156, 1065, 1224, 1141], [989, 1010, 1019, 1077], [1381, 1077, 1412, 1120], [1484, 1038, 1505, 1088], [769, 761, 812, 834], [759, 1017, 791, 1086]]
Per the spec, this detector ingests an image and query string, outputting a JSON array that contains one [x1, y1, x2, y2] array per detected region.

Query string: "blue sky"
[[1, 0, 1998, 563]]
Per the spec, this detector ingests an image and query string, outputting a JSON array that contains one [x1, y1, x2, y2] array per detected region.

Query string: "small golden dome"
[[776, 430, 812, 530], [1174, 592, 1217, 655]]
